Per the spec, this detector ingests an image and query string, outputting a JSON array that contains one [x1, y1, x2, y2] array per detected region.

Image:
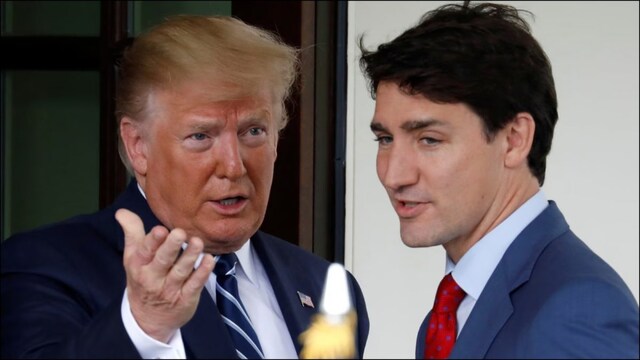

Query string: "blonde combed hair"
[[115, 15, 299, 173]]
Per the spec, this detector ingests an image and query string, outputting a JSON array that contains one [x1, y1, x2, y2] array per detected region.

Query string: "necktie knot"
[[214, 253, 238, 277], [432, 273, 466, 314]]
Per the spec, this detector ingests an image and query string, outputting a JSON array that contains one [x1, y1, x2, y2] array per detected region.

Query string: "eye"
[[241, 126, 268, 147], [184, 132, 212, 151], [248, 127, 265, 136], [189, 133, 208, 141], [421, 137, 440, 145], [374, 135, 393, 145]]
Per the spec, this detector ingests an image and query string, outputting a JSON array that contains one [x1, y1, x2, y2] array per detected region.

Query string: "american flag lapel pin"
[[297, 291, 315, 308]]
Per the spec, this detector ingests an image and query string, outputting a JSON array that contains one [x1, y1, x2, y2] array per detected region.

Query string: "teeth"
[[219, 198, 239, 206], [404, 202, 418, 207]]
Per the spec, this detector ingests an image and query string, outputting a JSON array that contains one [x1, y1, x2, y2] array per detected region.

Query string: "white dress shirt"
[[446, 190, 549, 337], [121, 185, 297, 358]]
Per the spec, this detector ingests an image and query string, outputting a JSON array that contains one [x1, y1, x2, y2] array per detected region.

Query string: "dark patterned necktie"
[[424, 273, 466, 359], [214, 253, 264, 359]]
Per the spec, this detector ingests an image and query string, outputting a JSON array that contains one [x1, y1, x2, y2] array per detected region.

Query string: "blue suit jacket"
[[1, 181, 369, 358], [416, 201, 639, 359]]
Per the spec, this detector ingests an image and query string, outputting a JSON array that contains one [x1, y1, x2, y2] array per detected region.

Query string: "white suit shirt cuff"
[[121, 289, 187, 359]]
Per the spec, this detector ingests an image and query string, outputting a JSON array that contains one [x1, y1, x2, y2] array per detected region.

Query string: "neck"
[[445, 174, 540, 264]]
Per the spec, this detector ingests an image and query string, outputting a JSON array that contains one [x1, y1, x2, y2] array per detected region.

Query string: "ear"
[[273, 137, 278, 160], [504, 112, 535, 169], [272, 128, 279, 160], [120, 117, 149, 176]]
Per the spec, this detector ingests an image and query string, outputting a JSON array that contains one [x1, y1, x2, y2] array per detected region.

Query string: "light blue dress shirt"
[[446, 190, 549, 336]]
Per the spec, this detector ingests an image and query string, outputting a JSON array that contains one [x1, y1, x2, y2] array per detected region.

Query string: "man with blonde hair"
[[1, 15, 369, 359]]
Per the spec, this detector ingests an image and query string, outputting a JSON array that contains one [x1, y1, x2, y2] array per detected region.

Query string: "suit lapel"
[[450, 202, 570, 358], [252, 232, 319, 354], [450, 275, 514, 358]]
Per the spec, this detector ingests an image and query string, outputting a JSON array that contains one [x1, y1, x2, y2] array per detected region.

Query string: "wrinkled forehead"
[[180, 78, 275, 103], [147, 79, 281, 120]]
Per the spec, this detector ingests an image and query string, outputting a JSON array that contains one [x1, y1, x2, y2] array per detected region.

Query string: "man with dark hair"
[[360, 2, 638, 359]]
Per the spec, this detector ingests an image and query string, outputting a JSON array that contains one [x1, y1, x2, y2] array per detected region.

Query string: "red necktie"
[[424, 273, 466, 359]]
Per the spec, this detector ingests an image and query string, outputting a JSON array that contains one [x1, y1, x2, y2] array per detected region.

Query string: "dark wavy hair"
[[359, 2, 558, 185]]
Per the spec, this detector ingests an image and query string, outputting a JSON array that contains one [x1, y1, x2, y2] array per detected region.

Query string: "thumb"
[[115, 208, 145, 249]]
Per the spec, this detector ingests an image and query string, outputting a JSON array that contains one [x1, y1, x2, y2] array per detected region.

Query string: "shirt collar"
[[137, 183, 146, 199], [446, 190, 548, 300], [187, 238, 259, 287], [234, 239, 260, 287]]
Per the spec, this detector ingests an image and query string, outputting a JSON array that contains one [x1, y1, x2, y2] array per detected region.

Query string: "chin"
[[201, 236, 248, 254], [399, 231, 418, 247], [400, 229, 436, 248], [201, 220, 260, 245], [401, 237, 426, 248], [207, 228, 251, 243]]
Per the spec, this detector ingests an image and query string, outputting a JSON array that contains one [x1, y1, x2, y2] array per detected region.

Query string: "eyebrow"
[[241, 109, 271, 122], [370, 118, 446, 133], [187, 119, 218, 133], [370, 121, 387, 133], [186, 108, 272, 130]]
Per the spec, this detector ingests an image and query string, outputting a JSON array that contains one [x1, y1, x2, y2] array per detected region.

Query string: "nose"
[[213, 133, 247, 180], [378, 143, 418, 191]]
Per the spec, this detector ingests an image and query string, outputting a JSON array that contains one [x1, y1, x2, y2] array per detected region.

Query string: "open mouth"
[[210, 196, 249, 215], [217, 196, 246, 205], [394, 199, 428, 219], [400, 201, 419, 207]]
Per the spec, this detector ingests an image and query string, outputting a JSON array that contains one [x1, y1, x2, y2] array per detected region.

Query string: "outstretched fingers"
[[115, 208, 214, 342], [163, 235, 205, 294], [184, 251, 215, 298]]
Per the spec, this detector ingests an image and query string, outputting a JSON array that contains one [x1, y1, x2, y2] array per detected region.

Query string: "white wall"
[[345, 2, 639, 358]]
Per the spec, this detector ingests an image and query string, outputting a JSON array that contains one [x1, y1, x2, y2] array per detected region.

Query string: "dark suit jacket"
[[416, 201, 639, 359], [1, 181, 369, 358]]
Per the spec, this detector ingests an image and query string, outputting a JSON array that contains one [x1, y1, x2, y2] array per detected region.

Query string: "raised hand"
[[115, 208, 215, 343]]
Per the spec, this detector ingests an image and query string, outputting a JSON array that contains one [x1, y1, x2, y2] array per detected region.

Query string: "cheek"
[[148, 144, 210, 194], [444, 151, 496, 201], [247, 149, 276, 190], [147, 134, 180, 168]]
